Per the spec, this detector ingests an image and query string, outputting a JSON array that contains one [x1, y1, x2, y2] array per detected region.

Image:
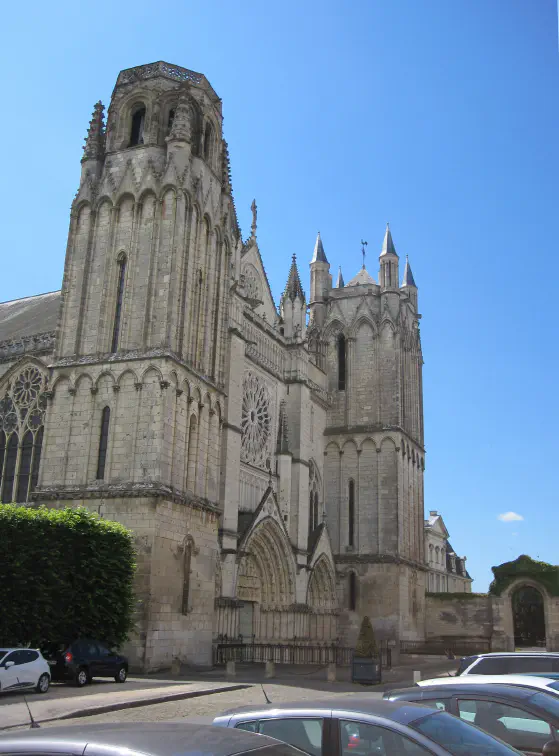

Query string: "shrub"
[[355, 615, 378, 657], [0, 505, 136, 649], [489, 555, 559, 597]]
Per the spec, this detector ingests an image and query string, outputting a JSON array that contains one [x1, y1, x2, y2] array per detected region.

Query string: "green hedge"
[[489, 554, 559, 597], [0, 505, 136, 649]]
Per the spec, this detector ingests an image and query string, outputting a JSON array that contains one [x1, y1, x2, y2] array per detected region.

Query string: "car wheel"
[[75, 667, 89, 687], [36, 673, 50, 694], [115, 665, 127, 683]]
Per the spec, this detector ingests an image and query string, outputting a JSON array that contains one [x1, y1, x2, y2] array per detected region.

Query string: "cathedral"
[[0, 61, 469, 671]]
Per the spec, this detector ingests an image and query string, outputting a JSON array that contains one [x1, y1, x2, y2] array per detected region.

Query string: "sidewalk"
[[0, 682, 251, 731]]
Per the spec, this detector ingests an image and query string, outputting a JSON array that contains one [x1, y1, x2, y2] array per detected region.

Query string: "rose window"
[[13, 367, 43, 406], [241, 373, 271, 466]]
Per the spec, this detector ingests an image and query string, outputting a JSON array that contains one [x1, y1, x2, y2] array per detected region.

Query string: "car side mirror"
[[542, 741, 559, 756], [4, 661, 15, 669]]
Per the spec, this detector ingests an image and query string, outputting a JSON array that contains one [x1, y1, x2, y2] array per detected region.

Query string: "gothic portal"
[[0, 62, 429, 670]]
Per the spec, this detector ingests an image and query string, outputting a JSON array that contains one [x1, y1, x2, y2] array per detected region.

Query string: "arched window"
[[348, 479, 355, 547], [16, 431, 33, 503], [111, 256, 126, 353], [96, 406, 110, 480], [203, 122, 213, 162], [2, 434, 18, 503], [314, 491, 319, 531], [182, 538, 193, 614], [349, 572, 357, 611], [187, 414, 198, 491], [0, 366, 47, 503], [337, 334, 346, 390], [129, 106, 146, 147]]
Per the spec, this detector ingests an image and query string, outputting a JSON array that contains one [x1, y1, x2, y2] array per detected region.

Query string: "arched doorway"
[[512, 585, 546, 648]]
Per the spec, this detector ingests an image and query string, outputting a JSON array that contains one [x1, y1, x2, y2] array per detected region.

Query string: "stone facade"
[[0, 60, 467, 669], [424, 510, 472, 593]]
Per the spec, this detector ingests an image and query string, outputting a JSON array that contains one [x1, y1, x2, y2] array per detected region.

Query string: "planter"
[[351, 654, 382, 685]]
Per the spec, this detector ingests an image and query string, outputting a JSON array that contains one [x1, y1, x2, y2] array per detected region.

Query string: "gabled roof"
[[346, 267, 376, 287], [311, 232, 328, 263], [0, 291, 61, 343]]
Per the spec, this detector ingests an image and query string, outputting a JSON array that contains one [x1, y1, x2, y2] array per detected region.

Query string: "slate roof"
[[346, 267, 376, 287], [311, 232, 328, 263], [0, 291, 61, 343]]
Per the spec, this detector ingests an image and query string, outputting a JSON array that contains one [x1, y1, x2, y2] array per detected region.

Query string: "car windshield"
[[412, 710, 523, 756], [546, 682, 559, 692], [529, 691, 559, 717]]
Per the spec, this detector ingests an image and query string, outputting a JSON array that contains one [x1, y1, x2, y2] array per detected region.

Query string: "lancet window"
[[348, 478, 355, 547], [0, 365, 48, 503], [111, 256, 126, 353], [129, 106, 146, 146], [96, 406, 110, 480], [337, 334, 346, 390]]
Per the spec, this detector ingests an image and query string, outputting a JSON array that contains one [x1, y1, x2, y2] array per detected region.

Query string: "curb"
[[1, 684, 253, 731]]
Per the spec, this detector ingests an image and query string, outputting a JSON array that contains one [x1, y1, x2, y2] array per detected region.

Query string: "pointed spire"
[[401, 255, 417, 287], [380, 223, 398, 257], [311, 231, 328, 263], [167, 92, 192, 142], [336, 266, 345, 288], [277, 400, 290, 454], [82, 101, 105, 161], [283, 254, 306, 301]]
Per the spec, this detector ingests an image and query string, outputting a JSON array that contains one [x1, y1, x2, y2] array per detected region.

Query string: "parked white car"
[[419, 674, 559, 696], [456, 652, 559, 676], [0, 648, 50, 694]]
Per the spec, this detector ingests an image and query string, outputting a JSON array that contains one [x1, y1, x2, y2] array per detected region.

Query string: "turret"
[[309, 232, 331, 327], [401, 254, 418, 310], [335, 266, 345, 288], [379, 224, 399, 291], [280, 255, 306, 340]]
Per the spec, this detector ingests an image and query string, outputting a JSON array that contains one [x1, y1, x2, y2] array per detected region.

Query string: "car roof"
[[388, 683, 546, 701], [217, 695, 438, 725], [467, 652, 559, 658], [421, 674, 559, 688], [0, 722, 289, 756]]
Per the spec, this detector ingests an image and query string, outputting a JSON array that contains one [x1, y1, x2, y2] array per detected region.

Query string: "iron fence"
[[213, 639, 392, 669], [400, 639, 491, 657]]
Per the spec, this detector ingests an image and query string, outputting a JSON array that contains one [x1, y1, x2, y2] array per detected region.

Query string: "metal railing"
[[400, 639, 491, 656], [213, 639, 392, 669]]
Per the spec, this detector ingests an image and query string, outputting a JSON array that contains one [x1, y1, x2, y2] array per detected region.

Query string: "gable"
[[241, 240, 277, 324]]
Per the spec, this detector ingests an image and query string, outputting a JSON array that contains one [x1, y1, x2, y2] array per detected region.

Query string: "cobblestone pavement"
[[17, 684, 382, 730]]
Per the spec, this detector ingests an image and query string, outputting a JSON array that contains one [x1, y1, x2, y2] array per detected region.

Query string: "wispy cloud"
[[498, 511, 524, 522]]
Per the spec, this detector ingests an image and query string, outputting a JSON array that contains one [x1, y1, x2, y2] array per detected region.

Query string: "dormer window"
[[129, 106, 146, 146]]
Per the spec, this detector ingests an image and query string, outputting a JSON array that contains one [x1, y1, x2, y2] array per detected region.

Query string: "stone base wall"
[[43, 495, 219, 672], [425, 595, 493, 646]]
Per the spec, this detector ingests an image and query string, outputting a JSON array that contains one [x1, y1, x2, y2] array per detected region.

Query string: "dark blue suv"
[[43, 639, 128, 687]]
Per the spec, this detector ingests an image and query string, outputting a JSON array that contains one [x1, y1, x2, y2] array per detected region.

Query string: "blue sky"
[[1, 0, 558, 590]]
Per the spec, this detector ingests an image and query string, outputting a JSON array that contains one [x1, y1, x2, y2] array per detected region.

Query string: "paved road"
[[0, 677, 195, 706], [22, 684, 382, 729]]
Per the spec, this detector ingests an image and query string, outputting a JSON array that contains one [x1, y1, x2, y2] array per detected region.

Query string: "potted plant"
[[351, 615, 381, 684]]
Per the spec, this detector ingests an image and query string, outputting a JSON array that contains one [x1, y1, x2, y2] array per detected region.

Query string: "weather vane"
[[361, 239, 368, 269]]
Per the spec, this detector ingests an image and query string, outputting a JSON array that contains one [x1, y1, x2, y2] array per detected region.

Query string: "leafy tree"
[[0, 505, 136, 649]]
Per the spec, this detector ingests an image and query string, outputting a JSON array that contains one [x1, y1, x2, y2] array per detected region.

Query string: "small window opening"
[[349, 572, 357, 611], [203, 123, 212, 161], [96, 407, 110, 480], [129, 106, 146, 147], [167, 108, 175, 136], [348, 479, 355, 547], [16, 431, 33, 503], [338, 334, 346, 390], [111, 257, 126, 353]]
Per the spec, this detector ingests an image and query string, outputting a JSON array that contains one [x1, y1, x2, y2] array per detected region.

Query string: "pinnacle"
[[380, 223, 398, 257], [401, 255, 417, 287], [336, 266, 345, 288], [283, 255, 306, 302], [311, 231, 328, 264], [82, 101, 105, 162]]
